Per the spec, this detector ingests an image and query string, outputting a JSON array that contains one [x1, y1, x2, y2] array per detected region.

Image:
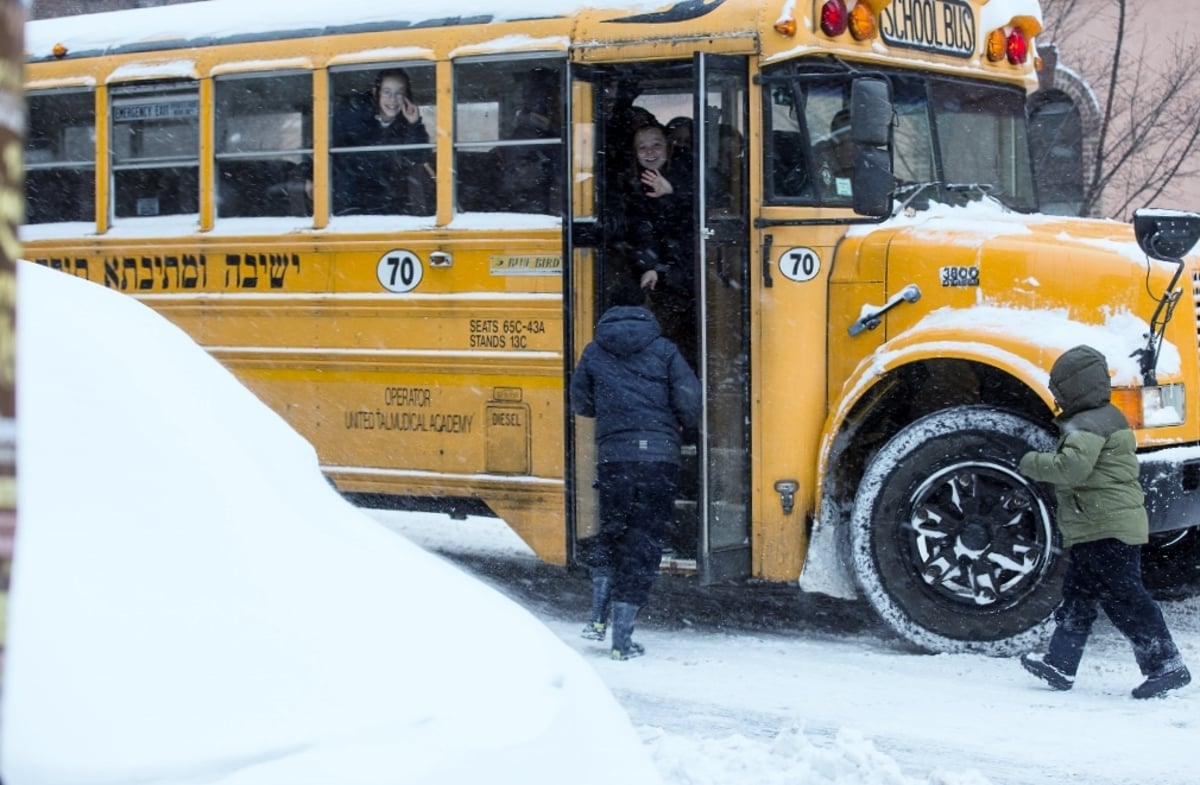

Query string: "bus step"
[[659, 554, 698, 574]]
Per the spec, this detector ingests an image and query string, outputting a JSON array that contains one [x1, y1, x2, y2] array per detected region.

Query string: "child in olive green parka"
[[1018, 344, 1190, 699]]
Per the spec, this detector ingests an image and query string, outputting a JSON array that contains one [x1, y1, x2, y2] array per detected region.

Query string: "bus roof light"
[[774, 16, 798, 37], [849, 2, 876, 41], [820, 0, 849, 37], [1006, 28, 1028, 65], [985, 29, 1006, 62], [52, 43, 68, 59]]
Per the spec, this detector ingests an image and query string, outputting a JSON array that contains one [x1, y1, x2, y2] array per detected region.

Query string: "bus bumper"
[[1141, 445, 1200, 534]]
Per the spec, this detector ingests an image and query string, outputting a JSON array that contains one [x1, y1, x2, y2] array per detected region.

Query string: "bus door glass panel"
[[215, 71, 313, 218], [452, 57, 565, 216], [110, 81, 199, 219], [328, 63, 436, 217], [567, 69, 600, 552], [26, 89, 95, 224], [696, 53, 751, 584]]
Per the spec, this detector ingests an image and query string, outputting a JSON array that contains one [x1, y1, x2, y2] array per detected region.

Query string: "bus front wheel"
[[850, 406, 1065, 655]]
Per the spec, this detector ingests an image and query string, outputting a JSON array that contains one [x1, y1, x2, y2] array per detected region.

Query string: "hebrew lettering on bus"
[[102, 255, 210, 290], [33, 252, 301, 291], [224, 253, 300, 289], [41, 257, 91, 280]]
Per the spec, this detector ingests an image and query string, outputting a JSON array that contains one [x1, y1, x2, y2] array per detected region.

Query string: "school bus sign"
[[880, 0, 977, 58]]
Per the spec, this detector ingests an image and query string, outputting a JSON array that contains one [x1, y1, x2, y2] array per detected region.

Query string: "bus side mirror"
[[851, 77, 891, 146], [853, 147, 893, 217], [1134, 208, 1200, 262], [850, 77, 894, 218]]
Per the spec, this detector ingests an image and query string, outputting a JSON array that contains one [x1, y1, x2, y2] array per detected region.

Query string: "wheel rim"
[[903, 460, 1053, 609]]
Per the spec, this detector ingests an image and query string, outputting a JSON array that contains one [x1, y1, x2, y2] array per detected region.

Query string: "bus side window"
[[764, 86, 811, 202], [453, 57, 564, 216], [26, 90, 96, 224], [215, 71, 313, 218], [802, 83, 855, 207], [110, 81, 200, 219], [329, 64, 436, 217], [812, 108, 854, 201], [769, 130, 808, 198], [502, 65, 563, 215]]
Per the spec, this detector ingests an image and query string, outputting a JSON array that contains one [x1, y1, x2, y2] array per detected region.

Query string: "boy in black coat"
[[570, 282, 701, 659]]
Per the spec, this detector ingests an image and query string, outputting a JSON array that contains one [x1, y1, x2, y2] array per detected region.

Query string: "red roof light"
[[821, 0, 849, 37], [1006, 27, 1028, 64]]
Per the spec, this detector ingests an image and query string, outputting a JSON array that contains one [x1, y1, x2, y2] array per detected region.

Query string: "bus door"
[[565, 55, 751, 584], [695, 54, 751, 583]]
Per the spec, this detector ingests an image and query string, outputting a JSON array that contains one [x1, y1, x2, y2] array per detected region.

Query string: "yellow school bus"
[[22, 0, 1200, 653]]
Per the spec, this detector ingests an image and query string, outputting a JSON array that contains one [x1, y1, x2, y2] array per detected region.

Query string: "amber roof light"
[[849, 2, 876, 40]]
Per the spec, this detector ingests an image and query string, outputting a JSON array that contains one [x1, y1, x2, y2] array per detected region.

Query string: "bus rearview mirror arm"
[[1132, 209, 1200, 385]]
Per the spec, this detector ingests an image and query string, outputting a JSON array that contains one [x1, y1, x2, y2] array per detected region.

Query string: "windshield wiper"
[[892, 181, 1017, 214]]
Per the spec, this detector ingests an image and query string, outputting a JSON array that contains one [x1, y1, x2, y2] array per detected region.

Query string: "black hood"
[[593, 305, 662, 357], [1049, 345, 1111, 417]]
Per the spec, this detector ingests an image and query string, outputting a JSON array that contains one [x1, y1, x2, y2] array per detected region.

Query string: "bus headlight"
[[1113, 384, 1186, 428]]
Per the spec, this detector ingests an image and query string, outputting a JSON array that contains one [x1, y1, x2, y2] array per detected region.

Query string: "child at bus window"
[[665, 116, 693, 162], [283, 160, 314, 217], [501, 67, 563, 215], [1018, 344, 1191, 699], [708, 122, 745, 211], [332, 68, 433, 216], [607, 102, 657, 185], [617, 123, 697, 369], [815, 109, 854, 200]]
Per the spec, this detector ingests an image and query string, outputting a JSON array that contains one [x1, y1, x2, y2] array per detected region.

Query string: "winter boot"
[[1022, 625, 1088, 691], [610, 601, 644, 661], [580, 575, 613, 641], [1020, 652, 1075, 691], [1132, 666, 1191, 699]]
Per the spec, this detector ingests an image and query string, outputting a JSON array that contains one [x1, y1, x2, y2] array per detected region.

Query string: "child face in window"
[[376, 75, 414, 124], [634, 127, 668, 173]]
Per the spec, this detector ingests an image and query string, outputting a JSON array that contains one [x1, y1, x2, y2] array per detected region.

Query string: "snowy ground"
[[374, 509, 1200, 785], [6, 260, 1196, 785]]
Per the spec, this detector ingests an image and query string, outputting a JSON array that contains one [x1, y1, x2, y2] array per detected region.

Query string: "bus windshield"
[[895, 74, 1037, 213], [767, 66, 1037, 213]]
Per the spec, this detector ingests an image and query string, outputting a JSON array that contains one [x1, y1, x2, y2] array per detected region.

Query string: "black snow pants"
[[588, 460, 679, 607], [1046, 538, 1183, 677]]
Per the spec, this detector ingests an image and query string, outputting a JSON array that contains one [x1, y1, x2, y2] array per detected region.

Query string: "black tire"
[[851, 406, 1065, 654], [1143, 528, 1200, 600]]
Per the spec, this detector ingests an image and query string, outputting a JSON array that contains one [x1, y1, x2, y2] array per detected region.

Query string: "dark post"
[[0, 0, 24, 682]]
